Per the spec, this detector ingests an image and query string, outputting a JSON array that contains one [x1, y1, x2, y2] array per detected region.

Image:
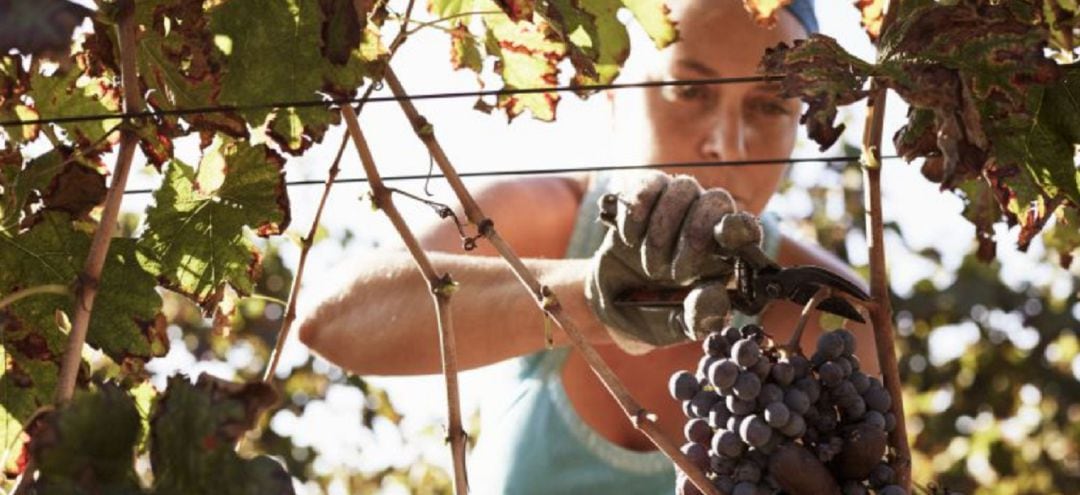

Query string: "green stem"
[[0, 284, 70, 311]]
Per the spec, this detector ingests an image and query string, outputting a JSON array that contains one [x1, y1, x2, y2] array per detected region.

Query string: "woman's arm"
[[298, 176, 599, 375]]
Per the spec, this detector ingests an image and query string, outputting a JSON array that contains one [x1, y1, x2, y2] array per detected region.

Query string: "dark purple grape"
[[732, 481, 757, 495], [740, 323, 764, 339], [710, 454, 737, 475], [795, 377, 821, 402], [764, 402, 790, 428], [690, 390, 721, 417], [770, 361, 795, 386], [810, 350, 828, 367], [722, 325, 743, 345], [848, 353, 862, 371], [733, 372, 762, 401], [884, 412, 897, 432], [676, 474, 703, 495], [863, 410, 886, 429], [835, 356, 854, 377], [814, 410, 838, 433], [757, 383, 783, 407], [712, 429, 746, 457], [681, 441, 709, 471], [850, 371, 870, 394], [867, 376, 884, 390], [697, 355, 720, 377], [739, 415, 771, 448], [842, 481, 869, 495], [783, 388, 810, 415], [727, 394, 756, 415], [842, 396, 867, 421], [835, 329, 856, 355], [789, 354, 811, 378], [869, 463, 896, 487], [864, 386, 892, 413], [831, 380, 858, 402], [750, 357, 772, 380], [669, 371, 700, 401], [817, 332, 845, 360], [712, 475, 735, 493], [779, 413, 806, 437], [732, 338, 761, 368], [708, 401, 732, 429], [685, 417, 712, 445], [709, 359, 740, 389], [733, 459, 762, 483], [703, 331, 730, 357], [819, 361, 844, 387], [727, 415, 741, 432], [877, 485, 907, 495], [682, 400, 695, 419]]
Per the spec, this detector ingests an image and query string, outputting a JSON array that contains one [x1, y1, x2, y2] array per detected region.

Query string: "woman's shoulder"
[[466, 174, 590, 257]]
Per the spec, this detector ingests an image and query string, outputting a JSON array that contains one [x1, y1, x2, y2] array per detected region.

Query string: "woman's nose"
[[699, 111, 746, 162]]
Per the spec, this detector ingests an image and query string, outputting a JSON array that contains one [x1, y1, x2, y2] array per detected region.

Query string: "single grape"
[[842, 481, 869, 495], [727, 394, 756, 415], [848, 353, 862, 371], [783, 388, 810, 415], [732, 338, 762, 368], [685, 417, 712, 445], [733, 459, 762, 483], [831, 380, 858, 402], [733, 372, 762, 401], [869, 463, 896, 487], [779, 413, 806, 437], [750, 357, 772, 380], [703, 331, 729, 358], [681, 441, 709, 471], [817, 332, 845, 360], [708, 401, 732, 429], [690, 390, 721, 417], [712, 475, 735, 493], [864, 386, 893, 413], [867, 376, 884, 390], [756, 429, 783, 455], [757, 383, 784, 407], [697, 355, 720, 378], [835, 329, 857, 355], [739, 415, 772, 448], [669, 371, 700, 401], [770, 361, 795, 386], [682, 400, 695, 419], [842, 396, 867, 421], [723, 325, 743, 345], [709, 359, 740, 389], [810, 350, 828, 367], [676, 474, 703, 495], [712, 429, 746, 458], [850, 371, 870, 394], [732, 481, 757, 495], [835, 356, 854, 377], [788, 354, 811, 378], [877, 485, 907, 495], [884, 412, 897, 432], [863, 410, 886, 429], [795, 377, 821, 402], [819, 361, 844, 387], [710, 454, 737, 475], [764, 402, 790, 428]]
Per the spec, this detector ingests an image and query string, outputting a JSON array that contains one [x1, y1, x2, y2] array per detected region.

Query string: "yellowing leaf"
[[741, 0, 792, 27], [621, 0, 677, 48]]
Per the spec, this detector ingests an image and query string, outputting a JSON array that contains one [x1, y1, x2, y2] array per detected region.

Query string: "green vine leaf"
[[28, 68, 122, 148], [481, 0, 565, 121], [1043, 204, 1080, 268], [150, 375, 289, 495], [620, 0, 678, 48], [137, 137, 291, 309], [571, 0, 630, 87]]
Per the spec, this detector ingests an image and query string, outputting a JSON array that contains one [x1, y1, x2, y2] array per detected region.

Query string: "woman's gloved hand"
[[584, 172, 763, 354]]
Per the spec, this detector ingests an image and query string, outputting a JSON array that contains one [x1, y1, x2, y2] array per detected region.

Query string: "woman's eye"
[[662, 84, 711, 103], [747, 98, 794, 117]]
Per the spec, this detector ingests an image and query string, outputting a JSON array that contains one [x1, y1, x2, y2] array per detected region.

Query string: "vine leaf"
[[740, 0, 791, 27], [853, 0, 885, 41], [26, 375, 292, 494], [137, 137, 290, 310], [29, 383, 143, 494], [0, 0, 92, 59], [556, 0, 631, 88], [150, 375, 290, 494], [481, 0, 565, 121], [1043, 205, 1080, 268], [449, 24, 484, 73], [319, 0, 370, 65], [760, 35, 873, 151], [28, 68, 122, 148], [494, 0, 534, 22], [209, 0, 385, 154], [621, 0, 678, 48], [958, 178, 1000, 262]]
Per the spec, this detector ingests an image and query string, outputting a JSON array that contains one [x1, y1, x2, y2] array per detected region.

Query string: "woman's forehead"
[[664, 1, 806, 76]]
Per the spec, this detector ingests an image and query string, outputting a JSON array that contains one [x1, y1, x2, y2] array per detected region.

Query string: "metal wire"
[[122, 154, 900, 195], [0, 75, 783, 129]]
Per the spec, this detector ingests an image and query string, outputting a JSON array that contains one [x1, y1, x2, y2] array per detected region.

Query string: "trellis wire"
[[0, 75, 784, 128], [120, 154, 903, 195]]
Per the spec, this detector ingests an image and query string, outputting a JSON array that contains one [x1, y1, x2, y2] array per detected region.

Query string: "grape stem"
[[784, 287, 832, 355], [0, 284, 70, 312], [860, 0, 912, 490], [341, 105, 470, 495], [383, 66, 721, 495]]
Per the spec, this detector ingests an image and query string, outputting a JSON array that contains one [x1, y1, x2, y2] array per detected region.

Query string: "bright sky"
[[90, 1, 1077, 493]]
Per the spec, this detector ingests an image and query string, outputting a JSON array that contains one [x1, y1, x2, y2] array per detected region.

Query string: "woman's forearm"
[[298, 250, 606, 375]]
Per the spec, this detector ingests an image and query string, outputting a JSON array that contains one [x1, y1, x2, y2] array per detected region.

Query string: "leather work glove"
[[584, 172, 761, 354]]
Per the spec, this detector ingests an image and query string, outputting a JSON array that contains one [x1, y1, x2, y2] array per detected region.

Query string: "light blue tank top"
[[468, 174, 781, 494]]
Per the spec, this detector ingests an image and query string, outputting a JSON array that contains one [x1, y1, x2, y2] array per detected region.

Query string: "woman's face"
[[613, 1, 808, 215]]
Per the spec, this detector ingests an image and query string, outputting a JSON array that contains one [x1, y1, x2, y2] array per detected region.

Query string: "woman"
[[300, 0, 872, 492]]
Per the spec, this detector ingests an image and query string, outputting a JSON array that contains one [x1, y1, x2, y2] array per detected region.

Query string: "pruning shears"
[[613, 228, 870, 323]]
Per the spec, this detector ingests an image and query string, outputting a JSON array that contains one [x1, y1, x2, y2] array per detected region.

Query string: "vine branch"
[[861, 0, 911, 490], [383, 66, 720, 495], [0, 285, 70, 312], [341, 105, 469, 494]]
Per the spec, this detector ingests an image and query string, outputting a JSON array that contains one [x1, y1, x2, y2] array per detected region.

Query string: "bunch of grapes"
[[669, 324, 906, 495]]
